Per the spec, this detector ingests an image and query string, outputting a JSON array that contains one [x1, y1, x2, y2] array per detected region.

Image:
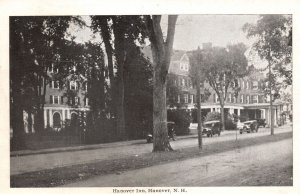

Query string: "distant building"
[[164, 44, 285, 127], [23, 64, 90, 133]]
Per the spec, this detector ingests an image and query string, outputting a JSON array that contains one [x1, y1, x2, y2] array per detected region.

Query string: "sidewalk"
[[11, 133, 199, 157]]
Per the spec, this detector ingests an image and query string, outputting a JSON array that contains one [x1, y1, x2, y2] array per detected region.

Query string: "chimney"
[[202, 42, 212, 50]]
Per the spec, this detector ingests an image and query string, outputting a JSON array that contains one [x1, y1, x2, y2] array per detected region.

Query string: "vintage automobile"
[[202, 120, 221, 137], [256, 118, 266, 128], [146, 121, 176, 143], [238, 120, 258, 134]]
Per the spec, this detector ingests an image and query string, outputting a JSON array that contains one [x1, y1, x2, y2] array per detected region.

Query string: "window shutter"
[[50, 95, 53, 104]]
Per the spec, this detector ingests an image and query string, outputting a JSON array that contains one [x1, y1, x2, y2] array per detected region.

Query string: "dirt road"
[[64, 136, 292, 186]]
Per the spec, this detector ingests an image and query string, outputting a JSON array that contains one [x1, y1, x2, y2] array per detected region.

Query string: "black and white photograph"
[[1, 0, 299, 193]]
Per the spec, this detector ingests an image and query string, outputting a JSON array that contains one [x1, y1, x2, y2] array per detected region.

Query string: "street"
[[11, 125, 292, 184], [64, 134, 292, 186]]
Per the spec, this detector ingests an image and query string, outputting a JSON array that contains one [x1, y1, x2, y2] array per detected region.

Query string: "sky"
[[161, 15, 259, 50], [70, 15, 268, 69], [71, 15, 260, 51]]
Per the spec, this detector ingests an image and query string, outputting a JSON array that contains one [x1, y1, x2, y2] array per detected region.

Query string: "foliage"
[[167, 109, 192, 135], [205, 112, 221, 122], [243, 15, 292, 88]]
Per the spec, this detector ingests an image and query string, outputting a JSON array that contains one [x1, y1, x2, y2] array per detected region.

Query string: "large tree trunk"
[[11, 82, 26, 150], [99, 17, 116, 117], [148, 15, 178, 152], [112, 17, 126, 140], [153, 66, 172, 151], [196, 81, 202, 150]]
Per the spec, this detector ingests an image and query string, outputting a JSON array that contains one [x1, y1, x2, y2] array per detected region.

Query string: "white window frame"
[[85, 97, 89, 106], [75, 97, 79, 105], [240, 94, 244, 103], [252, 81, 258, 90], [70, 81, 77, 90], [246, 81, 249, 89], [182, 78, 185, 87], [53, 95, 60, 104], [241, 80, 245, 89], [216, 94, 219, 103], [184, 94, 188, 103], [52, 81, 60, 89], [177, 95, 180, 103], [228, 93, 232, 103], [190, 94, 194, 104], [253, 95, 258, 103], [247, 95, 250, 104]]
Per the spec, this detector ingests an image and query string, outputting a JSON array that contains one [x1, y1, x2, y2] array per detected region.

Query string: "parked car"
[[238, 120, 258, 134], [146, 121, 176, 143], [203, 120, 221, 137], [256, 118, 266, 128]]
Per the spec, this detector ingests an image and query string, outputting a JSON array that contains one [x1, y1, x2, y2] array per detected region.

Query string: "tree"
[[91, 16, 148, 140], [198, 44, 248, 132], [146, 15, 178, 151], [243, 15, 292, 135], [10, 16, 82, 149]]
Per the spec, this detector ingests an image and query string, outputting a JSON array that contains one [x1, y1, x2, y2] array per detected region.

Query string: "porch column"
[[260, 109, 266, 119], [44, 109, 47, 128], [49, 109, 53, 127], [210, 108, 213, 112], [62, 108, 66, 122], [237, 109, 241, 116]]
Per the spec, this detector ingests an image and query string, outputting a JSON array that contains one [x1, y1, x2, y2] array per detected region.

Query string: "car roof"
[[243, 120, 257, 124], [204, 120, 220, 124]]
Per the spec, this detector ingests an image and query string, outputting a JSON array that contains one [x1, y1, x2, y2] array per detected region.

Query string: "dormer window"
[[70, 81, 77, 90], [180, 54, 189, 71]]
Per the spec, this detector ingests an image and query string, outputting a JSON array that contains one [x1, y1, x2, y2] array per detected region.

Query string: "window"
[[241, 80, 245, 89], [252, 95, 258, 103], [52, 81, 60, 89], [240, 94, 244, 103], [174, 79, 177, 86], [246, 95, 250, 104], [252, 81, 258, 90], [75, 97, 80, 105], [190, 94, 194, 104], [53, 96, 59, 104], [85, 97, 89, 106], [246, 81, 249, 89], [216, 94, 219, 103], [48, 64, 58, 73], [228, 93, 232, 103], [184, 94, 188, 103], [70, 81, 77, 90], [177, 95, 180, 103], [180, 60, 189, 71]]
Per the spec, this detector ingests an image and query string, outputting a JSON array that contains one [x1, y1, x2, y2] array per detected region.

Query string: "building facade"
[[166, 46, 285, 127], [23, 65, 90, 133]]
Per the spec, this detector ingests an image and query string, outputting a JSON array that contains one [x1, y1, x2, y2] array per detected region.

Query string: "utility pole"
[[268, 51, 274, 135], [197, 80, 202, 150]]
